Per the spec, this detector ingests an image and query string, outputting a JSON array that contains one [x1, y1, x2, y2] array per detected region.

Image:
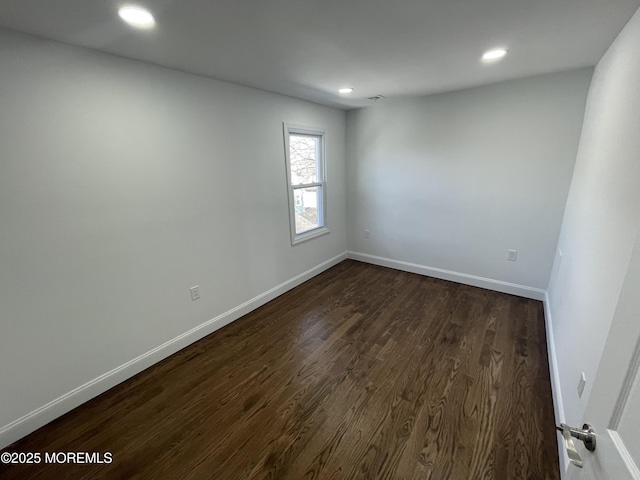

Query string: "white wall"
[[0, 29, 347, 445], [346, 70, 592, 294], [547, 5, 640, 447]]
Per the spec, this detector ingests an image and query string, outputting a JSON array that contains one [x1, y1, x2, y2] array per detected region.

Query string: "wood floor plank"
[[0, 260, 559, 479]]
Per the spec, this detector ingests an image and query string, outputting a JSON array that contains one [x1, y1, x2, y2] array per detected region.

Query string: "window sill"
[[291, 226, 330, 245]]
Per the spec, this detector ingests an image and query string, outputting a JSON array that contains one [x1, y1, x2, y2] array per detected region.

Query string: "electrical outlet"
[[507, 249, 518, 261], [577, 372, 586, 398], [364, 229, 371, 239], [190, 285, 200, 301], [557, 249, 563, 269]]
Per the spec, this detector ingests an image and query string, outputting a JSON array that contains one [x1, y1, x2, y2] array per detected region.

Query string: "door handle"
[[556, 423, 597, 468]]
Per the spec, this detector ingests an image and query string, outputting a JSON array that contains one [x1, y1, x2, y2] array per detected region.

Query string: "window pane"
[[289, 135, 319, 185], [294, 186, 321, 234]]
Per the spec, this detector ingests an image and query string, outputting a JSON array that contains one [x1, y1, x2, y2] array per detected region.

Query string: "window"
[[284, 124, 328, 244]]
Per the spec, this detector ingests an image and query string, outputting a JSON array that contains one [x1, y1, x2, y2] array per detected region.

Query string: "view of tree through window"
[[289, 135, 319, 185]]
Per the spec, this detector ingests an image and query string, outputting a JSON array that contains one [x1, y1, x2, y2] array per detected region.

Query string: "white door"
[[567, 234, 640, 480]]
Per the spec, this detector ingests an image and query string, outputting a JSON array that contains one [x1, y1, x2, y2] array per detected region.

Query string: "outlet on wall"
[[507, 249, 518, 261], [577, 372, 586, 398], [364, 229, 371, 239], [190, 285, 200, 301]]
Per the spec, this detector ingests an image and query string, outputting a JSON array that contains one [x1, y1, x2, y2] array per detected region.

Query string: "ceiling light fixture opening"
[[118, 6, 155, 28], [338, 87, 354, 94], [482, 48, 508, 62]]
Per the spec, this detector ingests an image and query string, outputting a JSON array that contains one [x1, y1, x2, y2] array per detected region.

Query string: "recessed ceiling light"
[[338, 87, 354, 94], [118, 6, 155, 28], [482, 48, 508, 62]]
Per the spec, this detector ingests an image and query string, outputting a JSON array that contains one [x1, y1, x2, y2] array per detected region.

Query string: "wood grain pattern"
[[0, 260, 560, 479]]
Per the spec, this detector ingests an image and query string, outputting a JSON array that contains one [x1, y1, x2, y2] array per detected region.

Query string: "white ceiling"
[[1, 0, 639, 109]]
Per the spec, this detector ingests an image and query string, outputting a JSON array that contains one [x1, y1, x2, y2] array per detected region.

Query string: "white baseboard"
[[544, 292, 568, 478], [0, 251, 348, 450], [347, 251, 546, 300]]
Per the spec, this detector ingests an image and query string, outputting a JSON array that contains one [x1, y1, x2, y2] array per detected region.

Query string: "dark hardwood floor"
[[0, 260, 559, 479]]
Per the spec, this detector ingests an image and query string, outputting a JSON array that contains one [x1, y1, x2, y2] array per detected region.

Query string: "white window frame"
[[283, 123, 329, 245]]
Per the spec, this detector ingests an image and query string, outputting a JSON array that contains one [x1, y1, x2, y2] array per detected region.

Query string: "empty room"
[[1, 1, 640, 479]]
